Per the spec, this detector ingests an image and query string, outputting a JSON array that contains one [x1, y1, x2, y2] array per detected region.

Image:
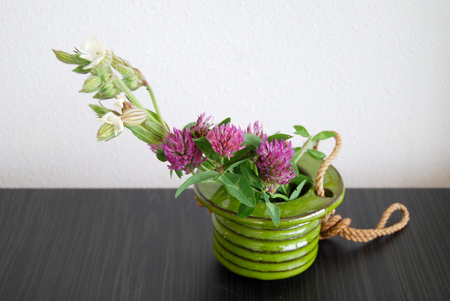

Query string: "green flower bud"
[[145, 120, 169, 142], [52, 50, 79, 64], [127, 124, 160, 144], [122, 75, 143, 90], [80, 76, 102, 93], [93, 82, 120, 99], [111, 54, 144, 90], [98, 50, 113, 68], [116, 65, 135, 77], [93, 67, 110, 79], [121, 108, 148, 126], [112, 54, 132, 68], [97, 123, 116, 141]]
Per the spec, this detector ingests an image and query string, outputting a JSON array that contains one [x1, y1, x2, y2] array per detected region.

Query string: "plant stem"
[[114, 77, 143, 108], [292, 137, 314, 164], [201, 159, 216, 171], [145, 83, 165, 126]]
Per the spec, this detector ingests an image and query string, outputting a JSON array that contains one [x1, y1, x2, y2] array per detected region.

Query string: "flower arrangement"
[[53, 38, 337, 226]]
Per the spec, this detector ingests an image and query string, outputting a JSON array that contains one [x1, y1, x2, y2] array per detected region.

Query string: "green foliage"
[[307, 149, 326, 160], [243, 134, 261, 149], [268, 193, 290, 201], [175, 171, 219, 198], [194, 137, 219, 161], [264, 194, 280, 227], [218, 117, 231, 126], [293, 125, 310, 137], [241, 166, 264, 190], [224, 159, 248, 172], [183, 122, 197, 130], [219, 173, 256, 207], [289, 179, 307, 200], [268, 133, 292, 142], [237, 203, 256, 218], [156, 149, 167, 162], [72, 66, 91, 74], [88, 104, 111, 117], [313, 131, 336, 141]]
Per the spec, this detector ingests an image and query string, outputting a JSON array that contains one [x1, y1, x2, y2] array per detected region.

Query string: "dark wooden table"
[[0, 189, 448, 301]]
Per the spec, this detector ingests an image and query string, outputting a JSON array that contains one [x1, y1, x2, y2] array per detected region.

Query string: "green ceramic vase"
[[194, 153, 345, 280]]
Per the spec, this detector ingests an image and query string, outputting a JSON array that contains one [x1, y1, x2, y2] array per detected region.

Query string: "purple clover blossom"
[[206, 123, 246, 158], [162, 128, 206, 173], [190, 112, 213, 138], [246, 121, 264, 138], [255, 135, 296, 192]]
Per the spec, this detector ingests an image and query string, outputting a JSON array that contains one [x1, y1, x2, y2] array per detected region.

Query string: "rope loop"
[[320, 203, 410, 242]]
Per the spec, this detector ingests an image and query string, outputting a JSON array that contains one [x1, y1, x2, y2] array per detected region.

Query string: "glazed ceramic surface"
[[194, 153, 345, 280]]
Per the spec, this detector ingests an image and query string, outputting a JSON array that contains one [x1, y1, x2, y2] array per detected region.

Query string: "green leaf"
[[183, 122, 197, 130], [264, 194, 280, 227], [156, 148, 167, 162], [244, 133, 261, 148], [291, 173, 313, 186], [293, 125, 310, 138], [241, 166, 264, 189], [268, 133, 292, 142], [218, 117, 231, 126], [268, 193, 290, 201], [289, 179, 307, 201], [145, 109, 159, 121], [307, 149, 326, 160], [174, 169, 183, 179], [72, 65, 91, 74], [175, 171, 219, 198], [219, 173, 256, 207], [224, 159, 248, 172], [237, 203, 256, 218], [277, 184, 289, 196], [228, 145, 255, 164], [88, 104, 110, 117], [194, 137, 219, 161], [313, 131, 336, 141]]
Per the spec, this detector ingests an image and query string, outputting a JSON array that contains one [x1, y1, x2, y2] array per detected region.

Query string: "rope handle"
[[314, 131, 409, 242], [320, 202, 410, 242], [315, 131, 342, 198]]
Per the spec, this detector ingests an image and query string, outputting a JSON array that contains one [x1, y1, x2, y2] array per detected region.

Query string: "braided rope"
[[315, 131, 342, 198], [320, 203, 410, 242]]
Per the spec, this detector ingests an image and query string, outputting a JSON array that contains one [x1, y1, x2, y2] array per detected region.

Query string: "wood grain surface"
[[0, 189, 448, 301]]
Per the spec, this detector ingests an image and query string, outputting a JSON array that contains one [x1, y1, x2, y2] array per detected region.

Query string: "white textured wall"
[[1, 0, 449, 188]]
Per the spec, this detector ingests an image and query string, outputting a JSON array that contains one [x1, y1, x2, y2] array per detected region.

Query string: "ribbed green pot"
[[194, 153, 345, 280]]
